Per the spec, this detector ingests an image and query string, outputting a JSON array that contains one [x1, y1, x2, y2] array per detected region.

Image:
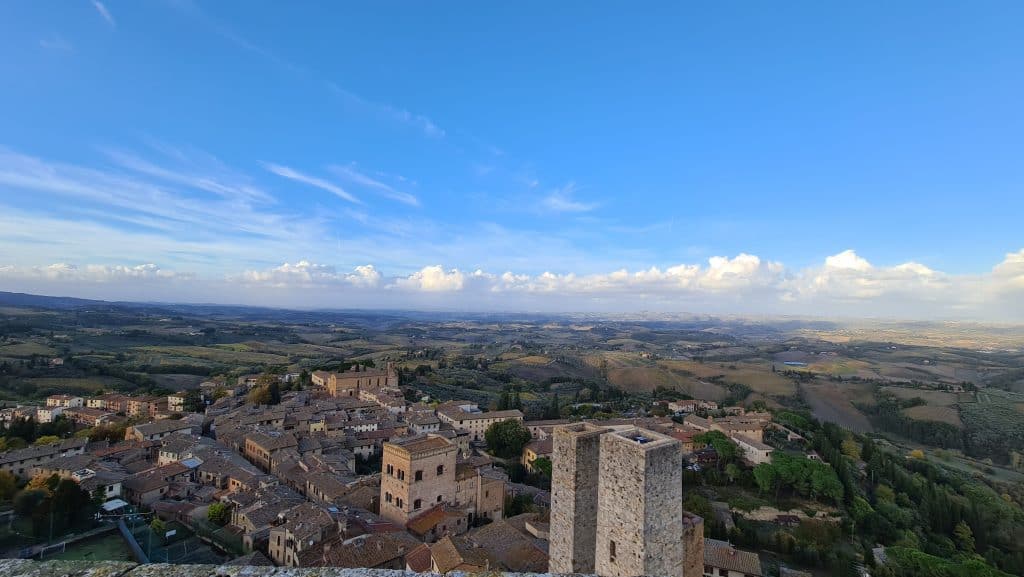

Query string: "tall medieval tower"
[[595, 429, 683, 577], [550, 424, 695, 577], [549, 423, 608, 574]]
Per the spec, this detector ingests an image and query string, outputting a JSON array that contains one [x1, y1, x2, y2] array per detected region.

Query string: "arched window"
[[436, 465, 444, 476], [414, 499, 422, 510]]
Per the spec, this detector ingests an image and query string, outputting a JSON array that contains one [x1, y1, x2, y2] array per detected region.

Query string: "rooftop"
[[389, 435, 453, 455]]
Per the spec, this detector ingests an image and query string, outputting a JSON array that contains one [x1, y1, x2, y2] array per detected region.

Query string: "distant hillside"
[[0, 291, 109, 310]]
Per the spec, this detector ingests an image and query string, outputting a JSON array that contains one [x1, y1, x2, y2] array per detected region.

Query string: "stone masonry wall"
[[549, 423, 607, 574], [640, 439, 683, 577], [594, 431, 682, 577]]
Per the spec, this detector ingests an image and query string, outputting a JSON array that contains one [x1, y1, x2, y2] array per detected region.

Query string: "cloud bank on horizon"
[[1, 249, 1022, 321], [2, 3, 1023, 321]]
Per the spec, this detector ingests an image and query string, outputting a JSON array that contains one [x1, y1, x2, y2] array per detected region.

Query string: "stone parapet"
[[0, 560, 579, 577]]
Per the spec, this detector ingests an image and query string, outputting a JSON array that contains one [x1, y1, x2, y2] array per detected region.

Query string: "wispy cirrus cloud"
[[169, 0, 444, 139], [264, 163, 360, 204], [541, 182, 598, 214], [39, 35, 74, 52], [105, 147, 275, 204], [92, 1, 116, 27], [330, 164, 419, 207]]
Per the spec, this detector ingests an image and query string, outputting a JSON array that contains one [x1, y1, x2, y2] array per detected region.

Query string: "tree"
[[694, 431, 739, 468], [841, 439, 862, 461], [207, 502, 230, 526], [182, 389, 203, 413], [543, 393, 561, 420], [497, 390, 511, 411], [484, 419, 532, 459], [151, 517, 166, 538], [753, 463, 778, 495], [13, 489, 47, 517], [27, 473, 58, 495], [34, 435, 61, 446], [532, 456, 552, 479], [0, 471, 17, 502], [953, 520, 975, 554], [247, 383, 280, 406], [725, 463, 741, 484]]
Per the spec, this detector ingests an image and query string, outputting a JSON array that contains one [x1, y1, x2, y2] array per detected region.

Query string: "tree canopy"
[[485, 418, 532, 459]]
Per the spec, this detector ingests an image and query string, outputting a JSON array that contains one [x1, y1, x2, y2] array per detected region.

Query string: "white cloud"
[[237, 261, 381, 288], [541, 182, 597, 214], [39, 35, 73, 51], [824, 249, 872, 271], [2, 250, 1023, 321], [330, 164, 419, 206], [796, 250, 948, 301], [264, 164, 360, 204], [92, 1, 115, 27], [991, 249, 1024, 293], [106, 148, 274, 204], [392, 266, 466, 292], [0, 262, 181, 282]]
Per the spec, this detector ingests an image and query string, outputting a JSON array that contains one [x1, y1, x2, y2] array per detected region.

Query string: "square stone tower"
[[595, 428, 683, 577], [549, 423, 609, 574], [379, 435, 457, 525]]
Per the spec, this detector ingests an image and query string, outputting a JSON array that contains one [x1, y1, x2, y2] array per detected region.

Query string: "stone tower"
[[595, 428, 683, 577], [681, 511, 706, 577], [379, 435, 457, 525], [549, 423, 609, 574]]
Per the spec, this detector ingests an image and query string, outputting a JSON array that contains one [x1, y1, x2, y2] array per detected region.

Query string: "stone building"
[[326, 363, 399, 397], [550, 423, 703, 577], [435, 401, 524, 442], [595, 428, 683, 577], [549, 423, 607, 574], [379, 435, 458, 525]]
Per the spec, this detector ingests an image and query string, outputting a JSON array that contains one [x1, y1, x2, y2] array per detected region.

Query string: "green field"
[[134, 346, 289, 365], [0, 342, 57, 357]]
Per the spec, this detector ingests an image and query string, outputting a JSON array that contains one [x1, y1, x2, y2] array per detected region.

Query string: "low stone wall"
[[0, 559, 547, 577]]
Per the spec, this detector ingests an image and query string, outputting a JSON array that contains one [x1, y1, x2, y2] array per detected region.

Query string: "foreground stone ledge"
[[0, 561, 567, 577], [0, 559, 137, 577]]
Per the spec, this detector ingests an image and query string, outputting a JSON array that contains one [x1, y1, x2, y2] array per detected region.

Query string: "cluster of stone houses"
[[0, 365, 780, 575], [0, 390, 209, 428]]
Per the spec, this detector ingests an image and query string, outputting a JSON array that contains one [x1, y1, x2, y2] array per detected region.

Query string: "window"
[[415, 470, 423, 481], [437, 495, 443, 502], [704, 566, 712, 576], [385, 492, 392, 503], [398, 469, 405, 481], [386, 464, 394, 476], [436, 465, 444, 475], [396, 498, 403, 508], [485, 491, 489, 498], [718, 570, 727, 577], [414, 499, 422, 510], [609, 540, 616, 563]]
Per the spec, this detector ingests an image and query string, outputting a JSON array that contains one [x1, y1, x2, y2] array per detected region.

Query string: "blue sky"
[[0, 1, 1022, 319]]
